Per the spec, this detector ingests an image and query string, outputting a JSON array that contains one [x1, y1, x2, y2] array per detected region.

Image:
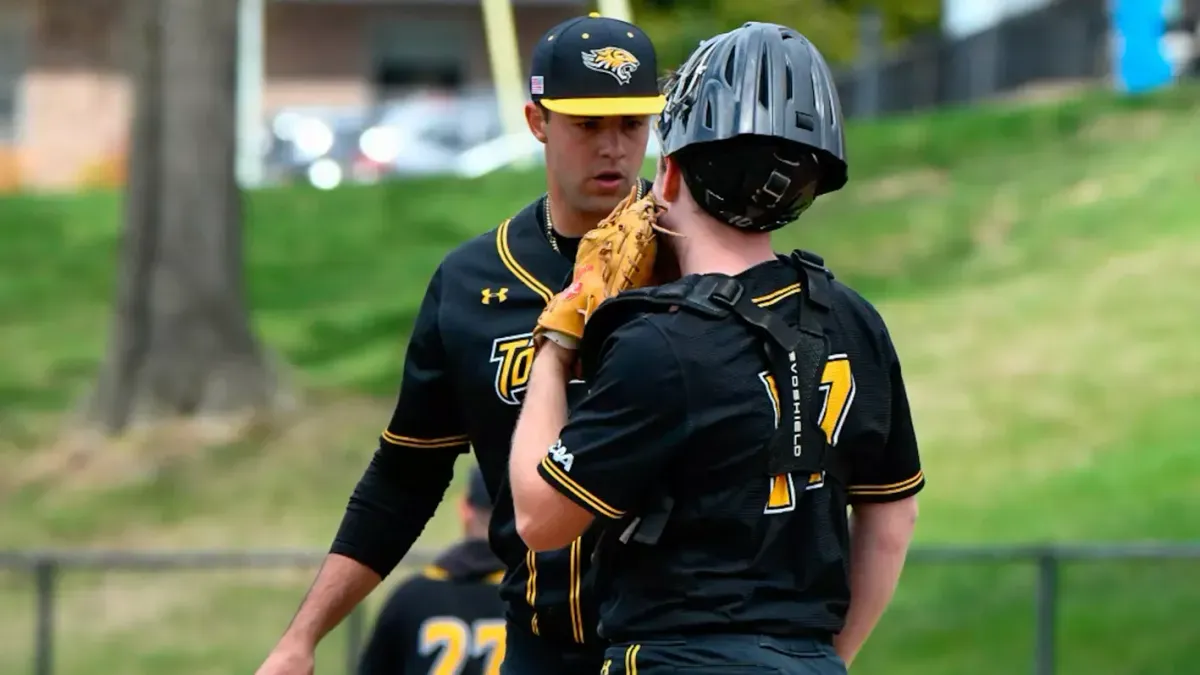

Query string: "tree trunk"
[[90, 0, 280, 433]]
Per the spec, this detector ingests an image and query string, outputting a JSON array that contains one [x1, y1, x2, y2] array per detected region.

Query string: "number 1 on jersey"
[[763, 354, 855, 514]]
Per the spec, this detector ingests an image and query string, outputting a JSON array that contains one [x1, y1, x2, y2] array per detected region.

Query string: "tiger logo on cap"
[[581, 47, 640, 85]]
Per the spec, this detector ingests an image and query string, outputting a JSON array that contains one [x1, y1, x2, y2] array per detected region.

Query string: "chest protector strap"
[[579, 250, 836, 549]]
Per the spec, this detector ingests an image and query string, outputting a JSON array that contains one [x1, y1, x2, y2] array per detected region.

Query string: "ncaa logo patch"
[[548, 439, 574, 472]]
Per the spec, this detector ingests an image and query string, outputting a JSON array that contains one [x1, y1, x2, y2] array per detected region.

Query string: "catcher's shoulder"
[[585, 310, 678, 367], [789, 249, 891, 333], [609, 318, 683, 385], [599, 305, 720, 364], [828, 277, 891, 334]]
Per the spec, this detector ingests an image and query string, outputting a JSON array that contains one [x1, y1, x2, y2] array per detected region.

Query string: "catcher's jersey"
[[383, 180, 651, 648], [535, 256, 925, 643]]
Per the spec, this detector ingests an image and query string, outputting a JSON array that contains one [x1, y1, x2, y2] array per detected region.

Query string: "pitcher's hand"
[[255, 642, 315, 675]]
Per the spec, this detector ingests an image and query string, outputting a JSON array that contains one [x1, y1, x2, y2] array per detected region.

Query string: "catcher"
[[509, 22, 923, 675]]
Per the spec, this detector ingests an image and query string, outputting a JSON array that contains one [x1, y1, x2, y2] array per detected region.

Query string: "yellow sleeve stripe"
[[538, 456, 626, 519], [422, 565, 450, 580], [848, 470, 925, 495], [381, 430, 470, 449], [426, 566, 505, 585], [753, 283, 802, 307]]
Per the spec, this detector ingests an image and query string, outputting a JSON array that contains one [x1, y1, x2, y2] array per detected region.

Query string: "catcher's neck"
[[676, 230, 776, 278]]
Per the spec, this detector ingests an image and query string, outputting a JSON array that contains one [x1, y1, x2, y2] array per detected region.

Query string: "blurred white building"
[[942, 0, 1056, 38], [0, 0, 586, 190]]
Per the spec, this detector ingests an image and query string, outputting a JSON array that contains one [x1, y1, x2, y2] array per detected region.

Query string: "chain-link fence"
[[836, 0, 1198, 119], [2, 543, 1198, 675], [0, 548, 436, 675]]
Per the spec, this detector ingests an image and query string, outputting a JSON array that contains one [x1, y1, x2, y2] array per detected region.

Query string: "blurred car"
[[263, 89, 664, 187], [264, 106, 378, 189], [1163, 10, 1199, 77], [454, 129, 661, 179], [357, 89, 506, 179]]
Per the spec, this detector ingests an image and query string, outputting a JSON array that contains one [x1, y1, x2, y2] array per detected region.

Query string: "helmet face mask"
[[655, 22, 848, 233]]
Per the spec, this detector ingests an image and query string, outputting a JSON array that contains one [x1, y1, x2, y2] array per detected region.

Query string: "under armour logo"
[[481, 287, 509, 304]]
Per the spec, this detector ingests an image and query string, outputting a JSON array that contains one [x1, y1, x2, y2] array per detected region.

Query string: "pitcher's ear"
[[525, 102, 549, 144]]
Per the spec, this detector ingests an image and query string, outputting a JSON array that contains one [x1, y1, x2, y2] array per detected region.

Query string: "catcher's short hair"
[[656, 22, 848, 232]]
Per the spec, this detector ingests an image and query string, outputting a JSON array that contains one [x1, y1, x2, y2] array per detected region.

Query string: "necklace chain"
[[544, 183, 644, 255], [543, 196, 560, 254]]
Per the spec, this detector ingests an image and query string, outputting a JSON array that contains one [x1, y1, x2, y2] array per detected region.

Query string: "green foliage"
[[2, 84, 1200, 675], [630, 0, 942, 70]]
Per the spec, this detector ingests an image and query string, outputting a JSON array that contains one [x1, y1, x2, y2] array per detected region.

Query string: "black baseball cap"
[[530, 12, 665, 117], [466, 466, 491, 510]]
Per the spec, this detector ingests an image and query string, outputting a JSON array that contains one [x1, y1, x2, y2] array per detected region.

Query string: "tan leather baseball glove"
[[534, 185, 673, 349]]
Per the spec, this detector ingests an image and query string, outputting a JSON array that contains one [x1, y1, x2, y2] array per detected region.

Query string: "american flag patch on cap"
[[530, 76, 544, 95]]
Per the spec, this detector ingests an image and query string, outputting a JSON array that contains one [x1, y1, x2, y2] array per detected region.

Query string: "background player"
[[254, 13, 665, 675], [509, 22, 922, 674], [357, 467, 506, 675]]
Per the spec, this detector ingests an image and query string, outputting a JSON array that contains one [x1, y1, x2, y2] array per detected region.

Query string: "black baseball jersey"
[[382, 181, 651, 648], [536, 256, 924, 643], [358, 539, 506, 675]]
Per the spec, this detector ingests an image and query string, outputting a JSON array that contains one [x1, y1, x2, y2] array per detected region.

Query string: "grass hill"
[[1, 84, 1198, 675]]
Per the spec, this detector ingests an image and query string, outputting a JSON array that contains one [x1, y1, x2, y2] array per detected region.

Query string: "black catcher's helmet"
[[656, 22, 848, 232]]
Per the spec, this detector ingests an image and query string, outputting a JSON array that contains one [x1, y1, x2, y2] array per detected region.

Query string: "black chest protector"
[[579, 250, 848, 548]]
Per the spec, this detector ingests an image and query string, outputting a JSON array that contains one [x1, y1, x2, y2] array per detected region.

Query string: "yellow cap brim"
[[539, 95, 666, 117]]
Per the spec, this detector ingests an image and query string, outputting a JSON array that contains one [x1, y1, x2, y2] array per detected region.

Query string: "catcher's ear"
[[658, 155, 684, 204], [525, 102, 549, 144]]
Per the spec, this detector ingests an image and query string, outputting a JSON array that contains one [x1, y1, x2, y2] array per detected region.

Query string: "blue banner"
[[1112, 0, 1174, 93]]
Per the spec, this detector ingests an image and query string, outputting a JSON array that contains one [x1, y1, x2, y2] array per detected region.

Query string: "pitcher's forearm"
[[278, 448, 457, 649], [281, 553, 382, 649]]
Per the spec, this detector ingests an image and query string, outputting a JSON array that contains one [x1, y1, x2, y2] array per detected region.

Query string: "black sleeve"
[[331, 264, 464, 577], [537, 318, 690, 520], [383, 263, 470, 453], [332, 448, 457, 578], [358, 582, 418, 675], [848, 329, 925, 504]]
